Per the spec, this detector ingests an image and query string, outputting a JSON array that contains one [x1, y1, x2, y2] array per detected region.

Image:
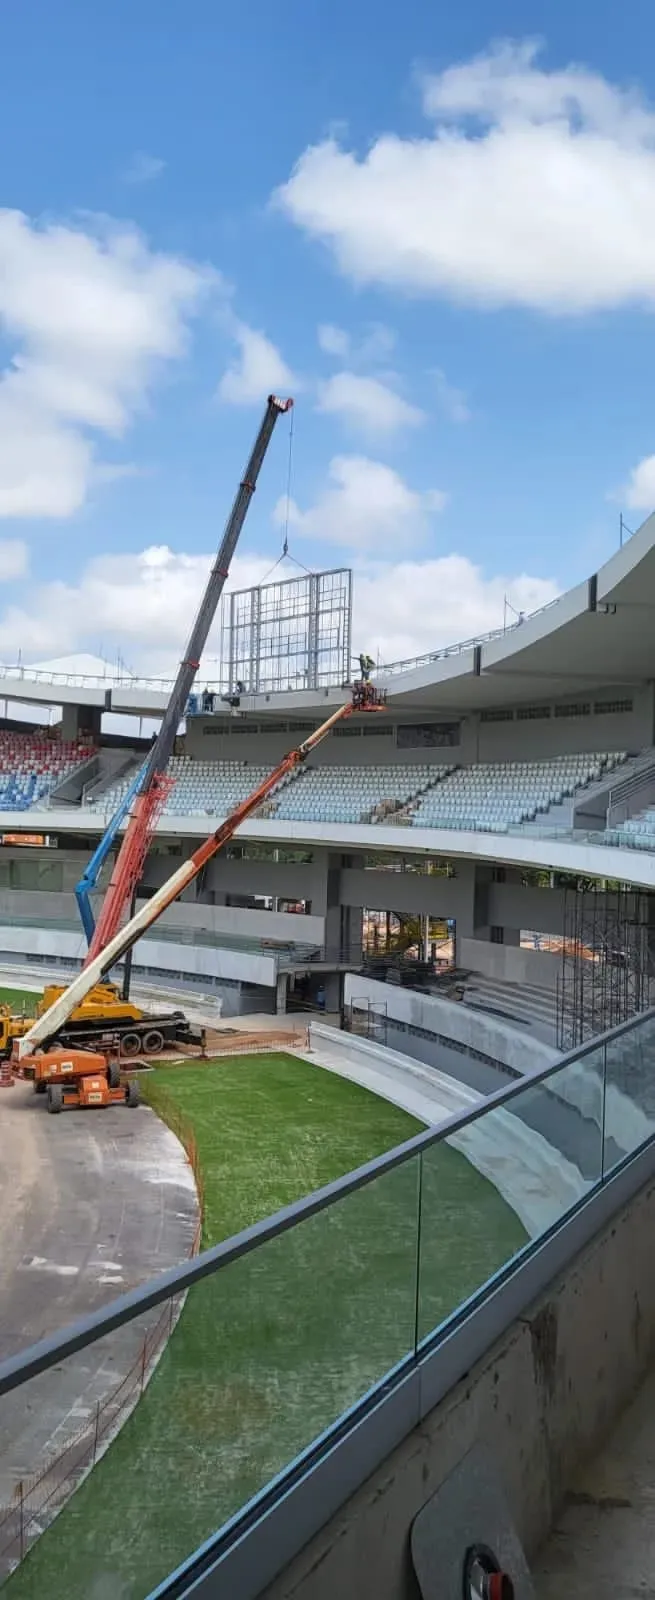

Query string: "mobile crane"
[[84, 393, 293, 964], [12, 396, 294, 1069], [15, 682, 386, 1109]]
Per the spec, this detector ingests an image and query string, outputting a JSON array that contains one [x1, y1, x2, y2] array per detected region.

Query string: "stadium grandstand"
[[4, 512, 655, 1600], [0, 510, 654, 1043]]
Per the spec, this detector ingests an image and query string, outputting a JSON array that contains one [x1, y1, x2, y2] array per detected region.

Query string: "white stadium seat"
[[90, 751, 627, 833]]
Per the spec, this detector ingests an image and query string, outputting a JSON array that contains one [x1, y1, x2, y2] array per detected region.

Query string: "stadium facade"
[[1, 511, 655, 1037]]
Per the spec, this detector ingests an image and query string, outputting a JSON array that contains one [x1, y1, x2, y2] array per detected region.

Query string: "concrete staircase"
[[460, 974, 559, 1047]]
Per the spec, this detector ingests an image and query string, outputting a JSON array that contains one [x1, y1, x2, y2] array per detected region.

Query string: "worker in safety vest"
[[358, 652, 375, 682]]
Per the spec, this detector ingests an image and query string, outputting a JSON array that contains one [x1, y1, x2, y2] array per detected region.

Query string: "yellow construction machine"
[[0, 981, 202, 1061]]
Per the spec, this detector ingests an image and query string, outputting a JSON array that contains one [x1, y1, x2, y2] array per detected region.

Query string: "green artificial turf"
[[5, 1052, 527, 1600], [0, 986, 38, 1017]]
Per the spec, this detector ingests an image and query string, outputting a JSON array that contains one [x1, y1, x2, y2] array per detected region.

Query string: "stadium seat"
[[96, 757, 279, 818], [271, 764, 451, 825], [408, 752, 626, 832], [88, 751, 627, 833], [0, 733, 94, 812]]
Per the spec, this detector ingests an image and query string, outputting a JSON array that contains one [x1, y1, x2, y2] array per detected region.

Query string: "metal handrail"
[[607, 759, 655, 827], [0, 596, 565, 696], [1, 1001, 652, 1400], [374, 597, 562, 678]]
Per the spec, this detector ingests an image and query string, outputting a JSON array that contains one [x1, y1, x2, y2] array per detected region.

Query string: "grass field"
[[6, 1051, 527, 1600], [0, 986, 38, 1017]]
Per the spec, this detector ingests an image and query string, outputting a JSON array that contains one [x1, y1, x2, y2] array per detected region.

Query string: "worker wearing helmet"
[[358, 652, 375, 682]]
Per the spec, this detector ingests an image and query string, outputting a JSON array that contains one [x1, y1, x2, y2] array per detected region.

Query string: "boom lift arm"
[[85, 394, 293, 965], [17, 688, 385, 1059], [74, 764, 147, 945]]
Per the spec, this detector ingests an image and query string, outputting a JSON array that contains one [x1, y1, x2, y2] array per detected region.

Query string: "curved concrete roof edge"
[[0, 510, 653, 714]]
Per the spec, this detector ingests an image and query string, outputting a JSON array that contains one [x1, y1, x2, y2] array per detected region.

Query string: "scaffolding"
[[222, 568, 352, 695], [347, 997, 389, 1045], [557, 882, 654, 1050]]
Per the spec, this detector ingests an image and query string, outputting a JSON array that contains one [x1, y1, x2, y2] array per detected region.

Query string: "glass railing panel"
[[0, 1295, 186, 1600], [1, 1156, 420, 1600], [602, 1016, 655, 1172], [417, 1049, 606, 1346]]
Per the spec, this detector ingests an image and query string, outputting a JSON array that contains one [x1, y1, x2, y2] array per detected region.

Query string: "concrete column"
[[450, 859, 476, 967], [323, 853, 366, 961], [275, 972, 288, 1014], [323, 971, 343, 1014], [61, 702, 102, 740]]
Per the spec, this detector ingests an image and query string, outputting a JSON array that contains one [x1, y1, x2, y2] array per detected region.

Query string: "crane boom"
[[17, 689, 385, 1059], [86, 394, 293, 964]]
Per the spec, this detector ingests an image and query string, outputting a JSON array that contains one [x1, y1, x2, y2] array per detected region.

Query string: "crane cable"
[[261, 406, 312, 583]]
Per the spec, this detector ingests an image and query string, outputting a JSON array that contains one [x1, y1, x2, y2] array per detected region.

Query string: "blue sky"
[[0, 0, 654, 670]]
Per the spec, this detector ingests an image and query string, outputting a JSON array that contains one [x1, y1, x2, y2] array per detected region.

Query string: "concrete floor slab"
[[0, 1080, 199, 1562], [534, 1363, 655, 1599]]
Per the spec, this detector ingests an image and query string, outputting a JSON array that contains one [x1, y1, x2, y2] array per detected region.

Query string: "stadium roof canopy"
[[373, 509, 655, 712], [2, 513, 655, 719]]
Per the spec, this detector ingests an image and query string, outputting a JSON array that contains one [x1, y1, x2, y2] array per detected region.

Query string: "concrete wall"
[[0, 886, 325, 948], [0, 922, 278, 989], [183, 686, 652, 770], [465, 683, 652, 764], [343, 974, 557, 1076], [340, 868, 468, 922], [261, 1170, 655, 1600], [458, 936, 561, 990]]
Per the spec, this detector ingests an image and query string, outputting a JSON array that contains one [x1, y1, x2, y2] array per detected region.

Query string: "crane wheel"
[[34, 1079, 46, 1094], [125, 1080, 141, 1108], [106, 1061, 121, 1090], [142, 1029, 165, 1055], [47, 1084, 63, 1115], [120, 1032, 141, 1057]]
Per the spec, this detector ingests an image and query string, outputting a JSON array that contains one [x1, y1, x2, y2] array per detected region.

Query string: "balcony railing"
[[1, 1007, 654, 1597]]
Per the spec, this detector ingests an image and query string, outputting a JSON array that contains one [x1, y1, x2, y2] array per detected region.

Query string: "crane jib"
[[83, 393, 293, 967]]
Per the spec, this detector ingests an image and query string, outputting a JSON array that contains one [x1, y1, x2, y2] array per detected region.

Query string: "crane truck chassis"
[[0, 984, 203, 1062]]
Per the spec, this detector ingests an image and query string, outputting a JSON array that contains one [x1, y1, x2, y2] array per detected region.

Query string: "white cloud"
[[317, 321, 397, 367], [0, 540, 557, 675], [275, 454, 445, 552], [0, 547, 274, 671], [0, 540, 28, 579], [622, 454, 655, 511], [317, 323, 350, 357], [316, 372, 424, 435], [276, 40, 655, 314], [0, 210, 213, 517], [218, 322, 297, 405], [433, 369, 470, 424], [357, 323, 397, 364], [123, 152, 166, 185], [354, 556, 559, 662]]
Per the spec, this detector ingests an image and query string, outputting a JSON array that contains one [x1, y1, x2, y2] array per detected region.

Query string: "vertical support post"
[[228, 590, 236, 695], [307, 572, 319, 690], [18, 1480, 24, 1562], [121, 887, 138, 1001], [93, 1400, 101, 1464]]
